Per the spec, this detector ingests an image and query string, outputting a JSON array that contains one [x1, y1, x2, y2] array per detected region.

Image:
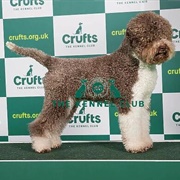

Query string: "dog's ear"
[[126, 27, 140, 47]]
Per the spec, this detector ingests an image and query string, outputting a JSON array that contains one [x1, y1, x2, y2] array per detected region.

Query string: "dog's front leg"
[[119, 105, 153, 153]]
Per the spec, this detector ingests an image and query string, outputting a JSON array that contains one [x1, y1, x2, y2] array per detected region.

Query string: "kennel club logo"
[[62, 22, 98, 48], [13, 64, 43, 89], [75, 77, 109, 99], [52, 77, 144, 109], [74, 77, 144, 108]]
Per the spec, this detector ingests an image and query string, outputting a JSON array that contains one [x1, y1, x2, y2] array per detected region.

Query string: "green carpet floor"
[[0, 142, 179, 160]]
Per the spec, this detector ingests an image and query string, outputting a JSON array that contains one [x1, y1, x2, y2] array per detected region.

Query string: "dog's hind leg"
[[29, 104, 62, 153], [49, 97, 77, 150], [29, 97, 77, 153]]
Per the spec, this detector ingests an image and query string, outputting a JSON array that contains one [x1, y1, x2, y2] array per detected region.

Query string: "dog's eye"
[[131, 37, 140, 46]]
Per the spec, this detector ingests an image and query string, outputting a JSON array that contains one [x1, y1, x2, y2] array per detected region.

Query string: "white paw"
[[31, 136, 51, 153], [50, 136, 62, 149], [124, 141, 153, 153], [6, 41, 16, 50]]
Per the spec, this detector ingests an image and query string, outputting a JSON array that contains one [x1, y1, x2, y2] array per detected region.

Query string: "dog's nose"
[[156, 44, 169, 56]]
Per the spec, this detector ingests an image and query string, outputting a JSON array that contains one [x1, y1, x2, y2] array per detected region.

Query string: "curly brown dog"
[[6, 12, 175, 153]]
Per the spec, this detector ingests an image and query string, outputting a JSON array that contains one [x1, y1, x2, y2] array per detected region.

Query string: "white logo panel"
[[163, 93, 180, 134], [5, 57, 47, 97], [105, 0, 160, 13], [0, 98, 8, 136], [53, 14, 107, 56], [161, 9, 180, 51], [2, 0, 53, 19], [0, 20, 4, 58], [62, 102, 110, 135]]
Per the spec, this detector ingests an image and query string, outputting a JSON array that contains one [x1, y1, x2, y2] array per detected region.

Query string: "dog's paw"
[[124, 141, 153, 153], [6, 41, 16, 50], [31, 136, 52, 153], [50, 136, 62, 149], [51, 143, 61, 149]]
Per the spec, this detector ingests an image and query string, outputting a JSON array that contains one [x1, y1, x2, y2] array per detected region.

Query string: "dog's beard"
[[142, 39, 175, 65]]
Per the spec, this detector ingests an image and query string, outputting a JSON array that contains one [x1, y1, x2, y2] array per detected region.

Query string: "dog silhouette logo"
[[109, 79, 121, 98], [75, 79, 87, 98], [26, 65, 33, 76], [75, 22, 83, 34], [78, 106, 86, 115]]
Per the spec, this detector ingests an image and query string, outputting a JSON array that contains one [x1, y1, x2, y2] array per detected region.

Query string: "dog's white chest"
[[132, 61, 157, 99]]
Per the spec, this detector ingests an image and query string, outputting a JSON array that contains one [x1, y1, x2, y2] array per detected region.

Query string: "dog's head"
[[126, 12, 175, 65]]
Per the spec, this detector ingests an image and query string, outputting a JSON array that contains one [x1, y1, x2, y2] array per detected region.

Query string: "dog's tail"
[[6, 42, 52, 69]]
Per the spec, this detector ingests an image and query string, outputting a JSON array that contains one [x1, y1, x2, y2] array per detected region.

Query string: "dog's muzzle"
[[155, 44, 169, 58], [142, 39, 175, 65]]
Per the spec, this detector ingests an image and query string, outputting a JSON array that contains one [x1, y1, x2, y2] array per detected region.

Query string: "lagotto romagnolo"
[[6, 12, 175, 153]]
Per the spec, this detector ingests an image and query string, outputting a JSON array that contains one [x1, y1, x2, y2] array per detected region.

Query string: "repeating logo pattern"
[[53, 14, 107, 56], [162, 52, 180, 93], [7, 97, 43, 135], [5, 57, 47, 97], [163, 93, 180, 137], [62, 102, 110, 136], [4, 17, 54, 57], [2, 0, 53, 19], [106, 11, 142, 53], [161, 9, 180, 51], [0, 0, 180, 142]]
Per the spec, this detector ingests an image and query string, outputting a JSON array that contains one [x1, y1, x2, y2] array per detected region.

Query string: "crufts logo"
[[10, 0, 44, 6], [62, 22, 98, 45], [172, 112, 180, 122], [69, 106, 101, 126], [173, 28, 180, 39], [13, 65, 43, 89], [172, 28, 180, 42]]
